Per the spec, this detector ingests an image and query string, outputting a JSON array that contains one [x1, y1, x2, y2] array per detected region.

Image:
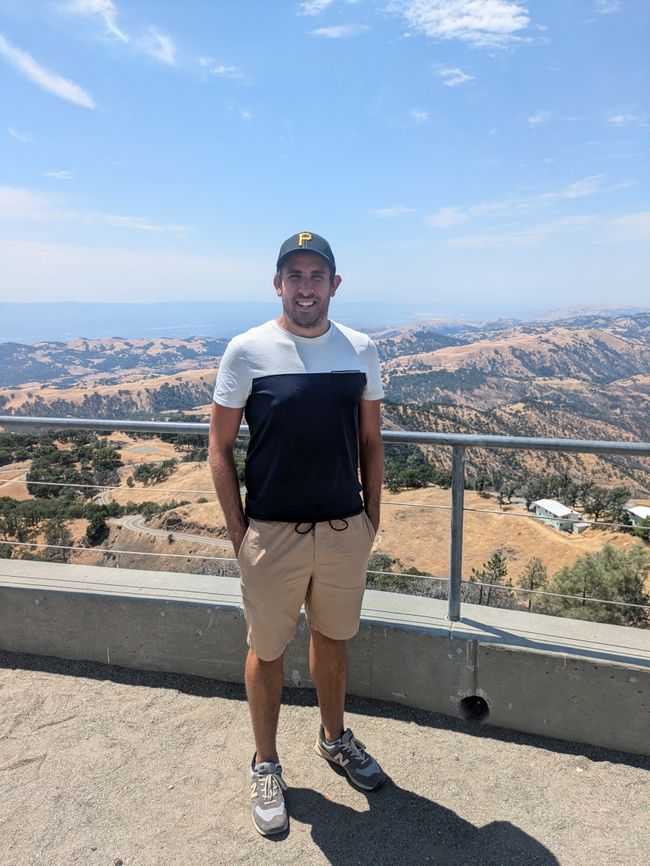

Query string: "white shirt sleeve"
[[361, 339, 384, 401], [213, 338, 252, 408]]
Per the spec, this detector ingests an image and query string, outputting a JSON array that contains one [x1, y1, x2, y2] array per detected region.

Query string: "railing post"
[[448, 444, 465, 621]]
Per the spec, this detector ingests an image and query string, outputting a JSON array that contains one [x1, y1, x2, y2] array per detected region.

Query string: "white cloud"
[[299, 0, 336, 14], [370, 205, 414, 218], [62, 0, 128, 42], [0, 240, 268, 302], [425, 176, 613, 231], [436, 66, 474, 86], [426, 207, 469, 228], [42, 171, 74, 181], [594, 0, 621, 13], [310, 24, 370, 37], [240, 109, 252, 120], [409, 108, 429, 124], [104, 215, 187, 233], [527, 109, 551, 125], [9, 127, 35, 143], [62, 3, 185, 70], [606, 110, 647, 127], [0, 185, 187, 234], [0, 34, 95, 109], [605, 212, 650, 242], [138, 26, 176, 64], [199, 58, 245, 79], [395, 0, 531, 48], [447, 215, 596, 248], [446, 211, 650, 249], [542, 175, 604, 201], [0, 186, 62, 221], [299, 0, 360, 14]]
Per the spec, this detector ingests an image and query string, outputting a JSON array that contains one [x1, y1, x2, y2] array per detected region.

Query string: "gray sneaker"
[[249, 760, 288, 836], [315, 727, 386, 791]]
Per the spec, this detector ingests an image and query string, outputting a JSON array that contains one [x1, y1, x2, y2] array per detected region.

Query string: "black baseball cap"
[[276, 232, 336, 274]]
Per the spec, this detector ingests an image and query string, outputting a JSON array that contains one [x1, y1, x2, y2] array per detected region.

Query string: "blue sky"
[[0, 0, 648, 315]]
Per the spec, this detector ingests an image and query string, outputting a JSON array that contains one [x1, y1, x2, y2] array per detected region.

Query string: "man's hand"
[[365, 508, 380, 534], [230, 522, 249, 558]]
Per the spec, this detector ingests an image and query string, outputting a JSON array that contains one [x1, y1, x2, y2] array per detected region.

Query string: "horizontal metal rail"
[[2, 415, 650, 457], [1, 415, 649, 623]]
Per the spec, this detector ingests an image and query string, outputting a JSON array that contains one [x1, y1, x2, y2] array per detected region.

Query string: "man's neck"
[[275, 316, 331, 339]]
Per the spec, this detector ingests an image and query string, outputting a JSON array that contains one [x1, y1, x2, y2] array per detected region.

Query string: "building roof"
[[532, 498, 577, 518], [625, 505, 650, 520]]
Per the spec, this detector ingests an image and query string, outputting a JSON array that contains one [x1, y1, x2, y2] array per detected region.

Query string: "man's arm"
[[209, 401, 248, 556], [359, 399, 383, 532]]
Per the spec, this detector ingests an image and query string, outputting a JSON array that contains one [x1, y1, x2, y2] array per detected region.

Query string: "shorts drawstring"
[[294, 518, 349, 535]]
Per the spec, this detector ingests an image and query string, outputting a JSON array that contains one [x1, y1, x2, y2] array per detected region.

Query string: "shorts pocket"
[[236, 524, 252, 564], [362, 511, 377, 542]]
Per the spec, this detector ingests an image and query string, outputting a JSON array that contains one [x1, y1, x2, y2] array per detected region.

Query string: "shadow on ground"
[[286, 779, 559, 865], [1, 648, 647, 772]]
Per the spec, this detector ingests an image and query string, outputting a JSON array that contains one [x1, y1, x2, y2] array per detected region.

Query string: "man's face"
[[274, 251, 341, 336]]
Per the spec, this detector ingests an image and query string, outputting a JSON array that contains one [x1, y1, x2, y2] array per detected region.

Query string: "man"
[[209, 231, 385, 836]]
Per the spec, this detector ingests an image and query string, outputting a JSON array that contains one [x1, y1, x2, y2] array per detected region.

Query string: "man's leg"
[[245, 648, 284, 764], [309, 629, 347, 742], [308, 516, 385, 790]]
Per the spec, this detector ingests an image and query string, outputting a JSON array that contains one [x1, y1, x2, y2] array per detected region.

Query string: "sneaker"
[[314, 727, 386, 791], [249, 759, 288, 836]]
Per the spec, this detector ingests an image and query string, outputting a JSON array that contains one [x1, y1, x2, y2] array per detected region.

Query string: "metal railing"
[[2, 415, 650, 622]]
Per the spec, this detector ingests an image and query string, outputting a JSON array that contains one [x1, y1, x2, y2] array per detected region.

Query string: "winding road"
[[115, 514, 234, 551]]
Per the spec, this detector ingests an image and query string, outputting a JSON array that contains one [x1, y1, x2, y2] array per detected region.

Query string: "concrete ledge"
[[1, 560, 649, 755]]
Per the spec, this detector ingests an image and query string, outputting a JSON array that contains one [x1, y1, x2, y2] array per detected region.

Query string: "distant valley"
[[1, 310, 649, 493]]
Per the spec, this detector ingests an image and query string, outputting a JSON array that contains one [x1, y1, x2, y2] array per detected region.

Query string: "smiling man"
[[209, 231, 385, 836]]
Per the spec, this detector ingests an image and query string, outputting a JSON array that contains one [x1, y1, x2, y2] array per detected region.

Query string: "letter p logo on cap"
[[297, 232, 313, 247]]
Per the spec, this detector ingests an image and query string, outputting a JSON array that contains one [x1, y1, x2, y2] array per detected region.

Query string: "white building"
[[532, 498, 584, 533], [624, 505, 650, 526]]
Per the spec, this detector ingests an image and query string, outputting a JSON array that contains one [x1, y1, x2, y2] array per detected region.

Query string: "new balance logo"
[[331, 752, 350, 768]]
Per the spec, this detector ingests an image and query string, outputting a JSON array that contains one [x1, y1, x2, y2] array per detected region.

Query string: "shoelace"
[[294, 518, 349, 535], [341, 735, 369, 764], [260, 771, 286, 803]]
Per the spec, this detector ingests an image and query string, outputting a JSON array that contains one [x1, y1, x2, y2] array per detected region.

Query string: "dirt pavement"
[[0, 650, 648, 866]]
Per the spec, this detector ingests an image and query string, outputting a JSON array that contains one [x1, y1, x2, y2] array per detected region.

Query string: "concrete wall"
[[1, 560, 649, 755]]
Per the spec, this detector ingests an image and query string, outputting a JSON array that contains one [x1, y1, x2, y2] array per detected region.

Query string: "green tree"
[[469, 550, 511, 606], [44, 517, 72, 563], [541, 544, 650, 627], [583, 487, 610, 523], [475, 472, 488, 494], [85, 513, 109, 546], [133, 459, 177, 486], [518, 556, 548, 612], [605, 487, 631, 526], [366, 552, 397, 590]]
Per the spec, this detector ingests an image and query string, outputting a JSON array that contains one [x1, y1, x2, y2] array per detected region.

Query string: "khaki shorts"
[[237, 512, 376, 661]]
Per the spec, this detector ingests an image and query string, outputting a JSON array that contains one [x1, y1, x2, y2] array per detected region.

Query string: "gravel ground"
[[1, 650, 648, 866]]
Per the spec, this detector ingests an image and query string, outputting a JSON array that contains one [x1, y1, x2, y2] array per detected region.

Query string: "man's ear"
[[330, 275, 342, 297], [273, 272, 282, 296]]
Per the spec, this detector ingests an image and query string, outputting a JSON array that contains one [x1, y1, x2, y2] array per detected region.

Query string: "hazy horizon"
[[1, 299, 647, 345]]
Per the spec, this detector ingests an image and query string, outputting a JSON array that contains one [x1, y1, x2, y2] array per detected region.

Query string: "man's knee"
[[310, 630, 348, 650], [247, 647, 285, 667]]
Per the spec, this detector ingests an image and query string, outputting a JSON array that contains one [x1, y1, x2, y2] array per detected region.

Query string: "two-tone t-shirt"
[[213, 319, 383, 523]]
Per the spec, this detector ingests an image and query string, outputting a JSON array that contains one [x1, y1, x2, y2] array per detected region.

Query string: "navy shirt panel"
[[244, 371, 366, 523]]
